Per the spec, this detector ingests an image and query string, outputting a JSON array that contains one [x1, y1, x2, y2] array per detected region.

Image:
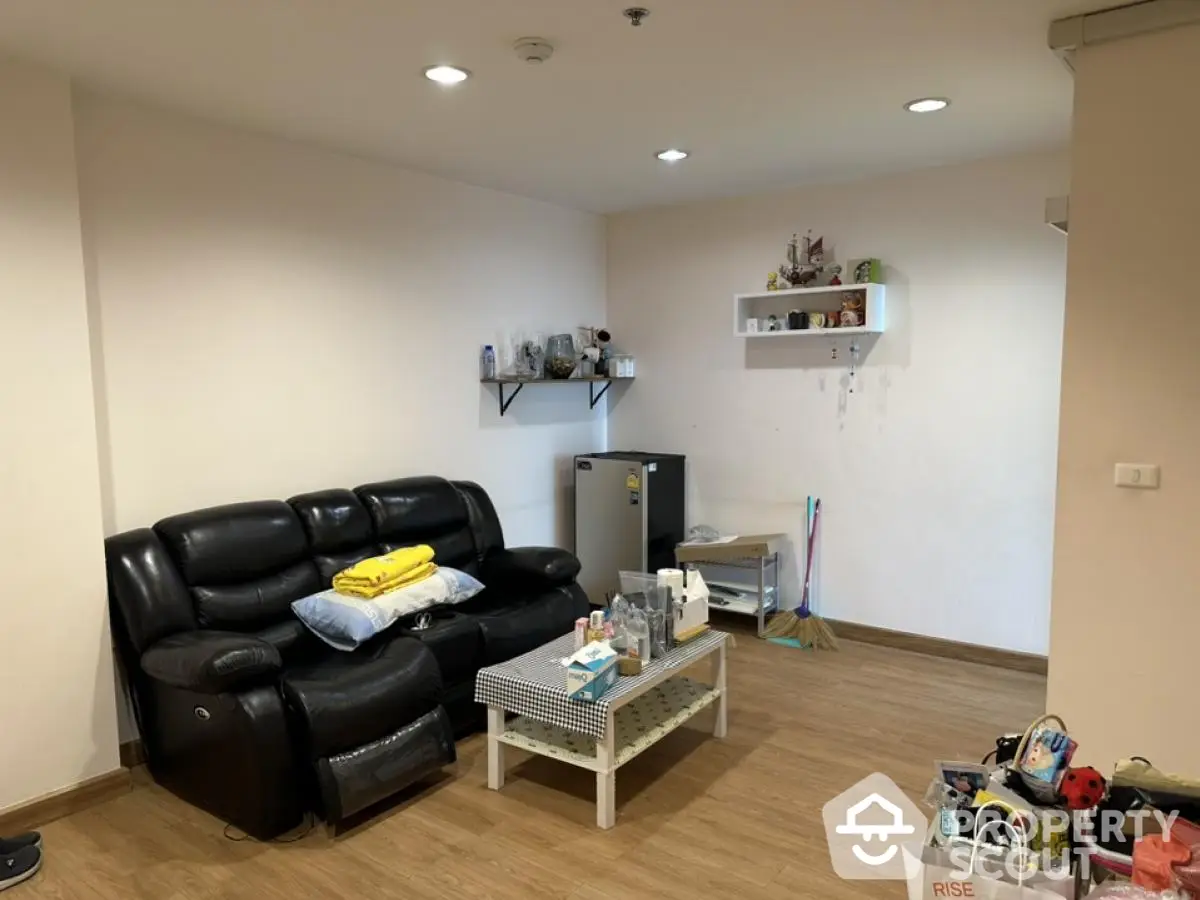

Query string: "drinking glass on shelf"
[[528, 331, 546, 379], [510, 331, 532, 378]]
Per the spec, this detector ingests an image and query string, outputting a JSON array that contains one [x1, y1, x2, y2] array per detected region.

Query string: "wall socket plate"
[[1114, 463, 1160, 489]]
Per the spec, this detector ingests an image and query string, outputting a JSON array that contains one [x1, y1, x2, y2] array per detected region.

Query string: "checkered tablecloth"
[[474, 630, 727, 740]]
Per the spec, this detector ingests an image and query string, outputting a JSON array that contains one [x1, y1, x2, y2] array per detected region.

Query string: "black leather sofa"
[[105, 476, 590, 839]]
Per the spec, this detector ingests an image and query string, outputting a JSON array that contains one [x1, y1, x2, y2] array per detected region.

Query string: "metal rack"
[[674, 534, 784, 638]]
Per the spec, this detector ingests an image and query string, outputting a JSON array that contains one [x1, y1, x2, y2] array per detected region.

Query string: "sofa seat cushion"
[[280, 636, 442, 758], [255, 619, 320, 663], [468, 585, 590, 665], [393, 610, 483, 685]]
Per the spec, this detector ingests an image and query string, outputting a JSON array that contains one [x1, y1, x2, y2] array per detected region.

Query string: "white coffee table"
[[474, 630, 728, 829]]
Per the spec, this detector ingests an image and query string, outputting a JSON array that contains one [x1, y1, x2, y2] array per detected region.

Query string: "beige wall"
[[0, 59, 120, 810], [75, 95, 607, 546], [608, 151, 1068, 653], [1048, 23, 1200, 772], [73, 96, 609, 743]]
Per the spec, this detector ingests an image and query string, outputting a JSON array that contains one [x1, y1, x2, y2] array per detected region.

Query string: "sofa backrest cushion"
[[452, 480, 506, 563], [105, 528, 199, 656], [288, 489, 380, 586], [155, 501, 321, 630], [355, 477, 478, 575]]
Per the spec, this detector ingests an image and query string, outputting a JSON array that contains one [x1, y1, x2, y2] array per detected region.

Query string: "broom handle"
[[801, 499, 821, 613]]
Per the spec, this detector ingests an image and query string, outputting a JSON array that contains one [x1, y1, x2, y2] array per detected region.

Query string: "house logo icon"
[[822, 773, 927, 881], [835, 792, 916, 866]]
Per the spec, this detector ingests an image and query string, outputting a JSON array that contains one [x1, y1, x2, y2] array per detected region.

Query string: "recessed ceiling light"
[[905, 97, 949, 113], [424, 65, 470, 86], [656, 149, 689, 162]]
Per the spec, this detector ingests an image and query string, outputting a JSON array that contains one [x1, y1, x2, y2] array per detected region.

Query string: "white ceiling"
[[0, 0, 1097, 213]]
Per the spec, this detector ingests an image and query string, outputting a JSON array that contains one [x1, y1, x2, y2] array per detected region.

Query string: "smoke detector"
[[514, 37, 554, 64], [624, 7, 650, 27]]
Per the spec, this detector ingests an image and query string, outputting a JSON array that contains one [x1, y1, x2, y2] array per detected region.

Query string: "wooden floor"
[[28, 633, 1044, 899]]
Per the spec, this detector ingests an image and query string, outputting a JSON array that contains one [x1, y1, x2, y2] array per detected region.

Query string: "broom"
[[763, 497, 839, 650]]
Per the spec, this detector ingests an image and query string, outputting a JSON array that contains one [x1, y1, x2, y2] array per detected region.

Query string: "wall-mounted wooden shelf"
[[734, 283, 886, 337], [482, 376, 634, 416]]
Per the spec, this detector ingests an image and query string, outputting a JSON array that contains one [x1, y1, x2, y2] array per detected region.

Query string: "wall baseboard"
[[826, 619, 1048, 675], [0, 769, 132, 834], [119, 739, 146, 768]]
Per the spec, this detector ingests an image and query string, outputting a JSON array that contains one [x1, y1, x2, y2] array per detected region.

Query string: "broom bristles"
[[762, 610, 840, 650]]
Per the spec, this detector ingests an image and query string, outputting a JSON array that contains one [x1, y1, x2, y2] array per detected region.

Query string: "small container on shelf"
[[545, 333, 577, 380]]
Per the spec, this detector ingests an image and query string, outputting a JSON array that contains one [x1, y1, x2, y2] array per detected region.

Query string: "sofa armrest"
[[481, 547, 581, 591], [141, 631, 282, 694]]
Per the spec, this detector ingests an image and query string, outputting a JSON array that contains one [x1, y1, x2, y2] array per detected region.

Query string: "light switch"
[[1114, 463, 1160, 489]]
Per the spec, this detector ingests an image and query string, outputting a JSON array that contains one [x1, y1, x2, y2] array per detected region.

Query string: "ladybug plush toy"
[[1060, 766, 1107, 810]]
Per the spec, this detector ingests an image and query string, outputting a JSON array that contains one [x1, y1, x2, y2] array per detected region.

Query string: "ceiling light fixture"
[[905, 97, 949, 113], [656, 149, 689, 162], [424, 65, 470, 86]]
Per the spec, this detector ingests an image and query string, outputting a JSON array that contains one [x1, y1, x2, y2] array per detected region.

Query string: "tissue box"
[[566, 641, 618, 702]]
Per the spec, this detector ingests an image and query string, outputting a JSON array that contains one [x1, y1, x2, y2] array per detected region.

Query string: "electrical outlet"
[[1114, 463, 1160, 489]]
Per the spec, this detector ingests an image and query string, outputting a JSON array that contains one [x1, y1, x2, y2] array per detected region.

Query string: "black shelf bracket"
[[498, 382, 524, 416], [589, 380, 613, 409]]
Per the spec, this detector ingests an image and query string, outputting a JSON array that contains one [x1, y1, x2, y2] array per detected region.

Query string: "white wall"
[[608, 151, 1068, 655], [75, 95, 607, 546], [0, 59, 120, 810], [1049, 23, 1200, 773]]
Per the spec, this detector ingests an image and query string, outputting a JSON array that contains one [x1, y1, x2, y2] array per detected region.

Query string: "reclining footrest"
[[316, 706, 456, 822]]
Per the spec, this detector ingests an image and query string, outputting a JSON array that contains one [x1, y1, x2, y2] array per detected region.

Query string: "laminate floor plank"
[[24, 636, 1044, 899]]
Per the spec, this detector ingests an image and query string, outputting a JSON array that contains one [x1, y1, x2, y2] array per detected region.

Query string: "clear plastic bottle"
[[627, 608, 650, 661], [480, 344, 496, 380]]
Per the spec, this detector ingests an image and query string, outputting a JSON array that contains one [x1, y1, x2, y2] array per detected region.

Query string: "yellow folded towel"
[[334, 562, 437, 599], [333, 545, 435, 589]]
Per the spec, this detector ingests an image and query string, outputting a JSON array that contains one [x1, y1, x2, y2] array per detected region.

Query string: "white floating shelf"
[[734, 283, 886, 337]]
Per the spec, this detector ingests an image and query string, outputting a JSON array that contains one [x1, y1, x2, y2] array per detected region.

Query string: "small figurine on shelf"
[[580, 327, 613, 376], [828, 264, 843, 286], [767, 272, 779, 292], [766, 314, 782, 332]]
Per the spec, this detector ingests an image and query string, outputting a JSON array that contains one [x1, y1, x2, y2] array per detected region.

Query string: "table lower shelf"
[[496, 677, 719, 775]]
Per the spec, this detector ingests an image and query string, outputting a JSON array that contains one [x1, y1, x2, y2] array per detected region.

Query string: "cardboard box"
[[566, 641, 618, 702], [674, 533, 785, 566]]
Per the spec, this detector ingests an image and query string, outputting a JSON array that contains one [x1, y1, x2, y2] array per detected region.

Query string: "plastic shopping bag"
[[903, 842, 1076, 900], [904, 802, 1075, 900]]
